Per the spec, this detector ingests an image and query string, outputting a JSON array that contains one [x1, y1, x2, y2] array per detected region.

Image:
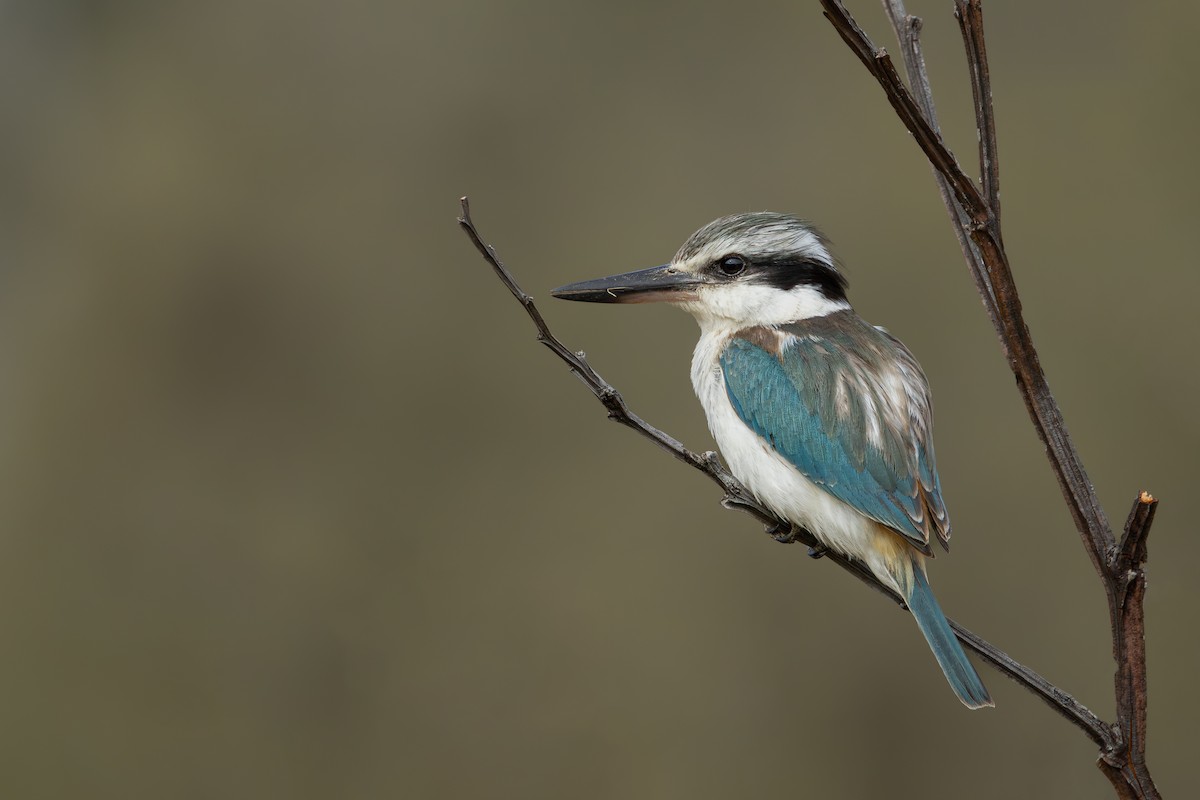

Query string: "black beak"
[[551, 264, 704, 304]]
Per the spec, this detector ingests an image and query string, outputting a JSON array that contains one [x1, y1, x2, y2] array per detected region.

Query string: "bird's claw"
[[765, 522, 825, 557], [768, 522, 798, 544]]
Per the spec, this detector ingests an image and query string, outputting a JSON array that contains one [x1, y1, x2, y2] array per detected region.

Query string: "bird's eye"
[[716, 255, 746, 277]]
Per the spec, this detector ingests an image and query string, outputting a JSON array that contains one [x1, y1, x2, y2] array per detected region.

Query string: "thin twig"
[[949, 622, 1112, 750], [879, 1, 999, 332], [1116, 490, 1156, 573], [458, 197, 777, 529], [458, 195, 1114, 748], [822, 2, 986, 225], [459, 197, 839, 551], [955, 0, 1002, 232]]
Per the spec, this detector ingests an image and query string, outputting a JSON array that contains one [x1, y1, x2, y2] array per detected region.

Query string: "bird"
[[551, 212, 992, 709]]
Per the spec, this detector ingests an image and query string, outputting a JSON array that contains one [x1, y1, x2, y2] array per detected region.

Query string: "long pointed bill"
[[551, 264, 704, 304]]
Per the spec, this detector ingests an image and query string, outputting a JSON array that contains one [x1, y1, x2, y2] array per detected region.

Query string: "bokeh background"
[[1, 1, 1195, 797]]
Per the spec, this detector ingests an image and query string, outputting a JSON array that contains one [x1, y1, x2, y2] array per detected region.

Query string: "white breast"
[[690, 326, 897, 583]]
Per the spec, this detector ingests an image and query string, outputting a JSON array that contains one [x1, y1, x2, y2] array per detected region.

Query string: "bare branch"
[[1116, 490, 1156, 574], [458, 197, 779, 528], [821, 3, 987, 226], [879, 1, 999, 330], [1099, 491, 1157, 798], [824, 2, 1160, 796], [948, 621, 1113, 751], [459, 195, 1117, 753], [955, 0, 1003, 231]]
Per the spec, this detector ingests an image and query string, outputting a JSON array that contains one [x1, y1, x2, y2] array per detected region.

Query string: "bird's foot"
[[806, 544, 828, 560], [767, 522, 798, 544]]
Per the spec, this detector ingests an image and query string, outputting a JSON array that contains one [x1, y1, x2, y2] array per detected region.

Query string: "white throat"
[[678, 284, 850, 335]]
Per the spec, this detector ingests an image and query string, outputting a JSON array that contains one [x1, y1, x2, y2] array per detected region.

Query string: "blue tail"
[[907, 567, 993, 709]]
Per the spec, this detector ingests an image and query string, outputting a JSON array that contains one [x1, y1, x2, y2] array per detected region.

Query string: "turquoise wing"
[[719, 320, 948, 553]]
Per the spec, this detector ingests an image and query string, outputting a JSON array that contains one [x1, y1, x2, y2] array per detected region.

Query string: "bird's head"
[[552, 212, 849, 328]]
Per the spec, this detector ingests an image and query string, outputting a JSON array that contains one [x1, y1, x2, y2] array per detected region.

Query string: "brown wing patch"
[[732, 326, 787, 359]]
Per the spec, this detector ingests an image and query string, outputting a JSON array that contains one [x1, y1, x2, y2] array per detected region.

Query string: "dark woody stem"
[[819, 2, 1159, 796]]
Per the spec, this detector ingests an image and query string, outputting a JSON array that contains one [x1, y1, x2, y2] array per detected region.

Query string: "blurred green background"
[[0, 0, 1195, 797]]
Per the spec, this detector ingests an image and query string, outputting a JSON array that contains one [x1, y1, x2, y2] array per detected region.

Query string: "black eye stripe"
[[755, 258, 848, 300], [704, 253, 847, 300]]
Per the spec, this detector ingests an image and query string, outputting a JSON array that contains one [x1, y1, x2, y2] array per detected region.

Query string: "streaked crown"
[[671, 212, 847, 301]]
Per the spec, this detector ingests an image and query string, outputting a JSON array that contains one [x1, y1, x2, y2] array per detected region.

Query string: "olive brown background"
[[1, 1, 1196, 798]]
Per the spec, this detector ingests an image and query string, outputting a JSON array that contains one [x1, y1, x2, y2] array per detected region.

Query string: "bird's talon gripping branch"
[[767, 522, 798, 544], [807, 545, 828, 559]]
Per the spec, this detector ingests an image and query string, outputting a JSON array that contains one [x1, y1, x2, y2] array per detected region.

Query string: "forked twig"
[[954, 0, 1003, 231], [880, 0, 998, 327]]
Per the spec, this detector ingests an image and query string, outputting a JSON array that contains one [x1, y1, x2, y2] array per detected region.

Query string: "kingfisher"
[[551, 212, 992, 708]]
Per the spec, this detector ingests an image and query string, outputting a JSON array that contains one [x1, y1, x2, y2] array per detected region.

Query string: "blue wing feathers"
[[719, 319, 948, 552], [720, 319, 982, 705]]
